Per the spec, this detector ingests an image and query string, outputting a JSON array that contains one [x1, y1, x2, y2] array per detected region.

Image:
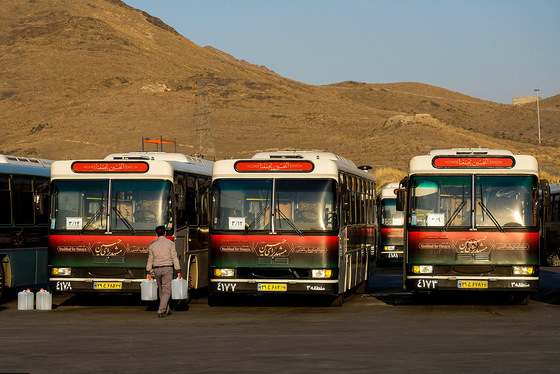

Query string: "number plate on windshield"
[[94, 282, 122, 290], [457, 280, 488, 289], [258, 283, 287, 292]]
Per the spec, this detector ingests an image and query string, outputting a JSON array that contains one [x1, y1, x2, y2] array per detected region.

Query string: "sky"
[[124, 0, 560, 104]]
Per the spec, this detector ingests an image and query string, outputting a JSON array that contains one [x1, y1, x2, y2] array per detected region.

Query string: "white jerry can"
[[171, 277, 188, 300], [17, 289, 34, 310], [141, 279, 158, 301], [36, 289, 52, 310]]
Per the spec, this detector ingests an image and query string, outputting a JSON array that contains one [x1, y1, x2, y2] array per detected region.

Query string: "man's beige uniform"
[[146, 236, 180, 315]]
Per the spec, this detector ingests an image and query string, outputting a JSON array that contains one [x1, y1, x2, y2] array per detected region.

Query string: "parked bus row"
[[1, 148, 558, 305]]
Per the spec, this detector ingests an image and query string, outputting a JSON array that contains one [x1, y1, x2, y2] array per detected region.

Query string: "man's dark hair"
[[155, 226, 166, 236]]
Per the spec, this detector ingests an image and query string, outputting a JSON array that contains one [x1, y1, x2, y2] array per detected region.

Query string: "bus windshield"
[[476, 175, 537, 228], [380, 199, 403, 227], [212, 179, 336, 232], [51, 180, 172, 232], [408, 175, 537, 229]]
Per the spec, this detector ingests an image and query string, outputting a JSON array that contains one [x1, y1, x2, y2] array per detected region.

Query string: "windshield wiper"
[[242, 206, 270, 236], [442, 200, 467, 232], [275, 206, 304, 237], [79, 206, 105, 235], [477, 201, 504, 233], [112, 207, 138, 236]]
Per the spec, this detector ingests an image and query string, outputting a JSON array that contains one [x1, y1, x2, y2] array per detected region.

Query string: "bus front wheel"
[[330, 294, 344, 307], [509, 292, 530, 305]]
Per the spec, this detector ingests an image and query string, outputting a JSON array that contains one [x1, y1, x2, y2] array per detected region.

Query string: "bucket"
[[17, 289, 34, 310], [36, 288, 52, 310], [141, 279, 157, 301], [171, 277, 188, 300]]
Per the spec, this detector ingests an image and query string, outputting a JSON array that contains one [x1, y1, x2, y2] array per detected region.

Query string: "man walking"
[[146, 226, 182, 318]]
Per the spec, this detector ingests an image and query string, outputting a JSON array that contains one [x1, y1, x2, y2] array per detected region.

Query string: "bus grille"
[[456, 253, 490, 261], [434, 265, 511, 276], [453, 265, 494, 274]]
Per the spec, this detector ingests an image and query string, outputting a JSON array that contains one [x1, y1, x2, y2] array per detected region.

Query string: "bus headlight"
[[52, 267, 71, 276], [384, 246, 395, 251], [214, 268, 235, 277], [412, 265, 433, 274], [513, 266, 534, 275], [311, 269, 333, 279]]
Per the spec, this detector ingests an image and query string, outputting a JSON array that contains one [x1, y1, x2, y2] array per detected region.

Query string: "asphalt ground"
[[2, 265, 560, 374]]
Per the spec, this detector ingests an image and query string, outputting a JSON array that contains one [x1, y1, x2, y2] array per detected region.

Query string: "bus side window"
[[12, 176, 34, 225], [353, 178, 358, 224], [369, 181, 375, 224], [198, 176, 211, 225], [349, 177, 355, 224], [356, 179, 364, 223], [186, 176, 197, 225], [0, 176, 11, 225], [339, 173, 351, 226]]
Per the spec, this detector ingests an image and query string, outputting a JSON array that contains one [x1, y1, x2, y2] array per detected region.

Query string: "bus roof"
[[105, 152, 213, 176], [379, 182, 400, 199], [104, 152, 211, 165], [408, 148, 538, 175], [0, 154, 52, 177], [213, 150, 376, 181], [51, 152, 213, 180]]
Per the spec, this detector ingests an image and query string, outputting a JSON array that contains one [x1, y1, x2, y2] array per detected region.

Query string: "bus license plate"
[[258, 283, 287, 292], [94, 282, 122, 290], [457, 280, 488, 289], [388, 253, 399, 258]]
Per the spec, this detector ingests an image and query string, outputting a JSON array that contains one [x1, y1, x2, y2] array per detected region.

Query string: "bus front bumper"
[[209, 279, 339, 295], [406, 276, 539, 292], [49, 278, 143, 293], [378, 250, 404, 261]]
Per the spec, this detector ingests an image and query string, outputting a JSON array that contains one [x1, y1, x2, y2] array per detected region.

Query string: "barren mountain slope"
[[1, 0, 559, 177]]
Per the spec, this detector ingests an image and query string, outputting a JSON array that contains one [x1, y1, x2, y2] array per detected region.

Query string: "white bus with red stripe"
[[48, 152, 213, 295], [209, 151, 376, 305], [377, 182, 404, 264], [397, 148, 543, 304]]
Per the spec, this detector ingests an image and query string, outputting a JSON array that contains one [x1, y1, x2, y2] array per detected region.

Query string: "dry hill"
[[1, 0, 560, 183]]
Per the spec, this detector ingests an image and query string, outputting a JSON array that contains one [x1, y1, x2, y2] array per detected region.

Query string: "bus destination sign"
[[234, 160, 314, 173], [71, 161, 150, 173], [432, 156, 515, 169]]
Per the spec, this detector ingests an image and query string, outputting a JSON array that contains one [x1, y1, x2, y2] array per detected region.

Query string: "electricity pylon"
[[194, 82, 215, 160]]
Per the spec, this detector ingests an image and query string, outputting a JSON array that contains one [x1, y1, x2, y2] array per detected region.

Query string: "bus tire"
[[546, 253, 560, 267], [509, 292, 530, 305], [355, 280, 367, 294], [208, 294, 224, 306], [330, 294, 344, 307], [412, 290, 430, 304]]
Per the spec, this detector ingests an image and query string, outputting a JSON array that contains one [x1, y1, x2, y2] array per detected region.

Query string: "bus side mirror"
[[34, 194, 46, 215], [396, 189, 405, 211], [539, 179, 551, 207], [175, 184, 186, 210], [34, 182, 49, 216], [395, 177, 409, 211]]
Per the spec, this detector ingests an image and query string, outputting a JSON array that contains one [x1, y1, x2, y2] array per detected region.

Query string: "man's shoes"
[[158, 313, 166, 318]]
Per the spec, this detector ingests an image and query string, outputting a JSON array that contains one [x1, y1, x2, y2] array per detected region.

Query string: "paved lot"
[[2, 265, 560, 373]]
